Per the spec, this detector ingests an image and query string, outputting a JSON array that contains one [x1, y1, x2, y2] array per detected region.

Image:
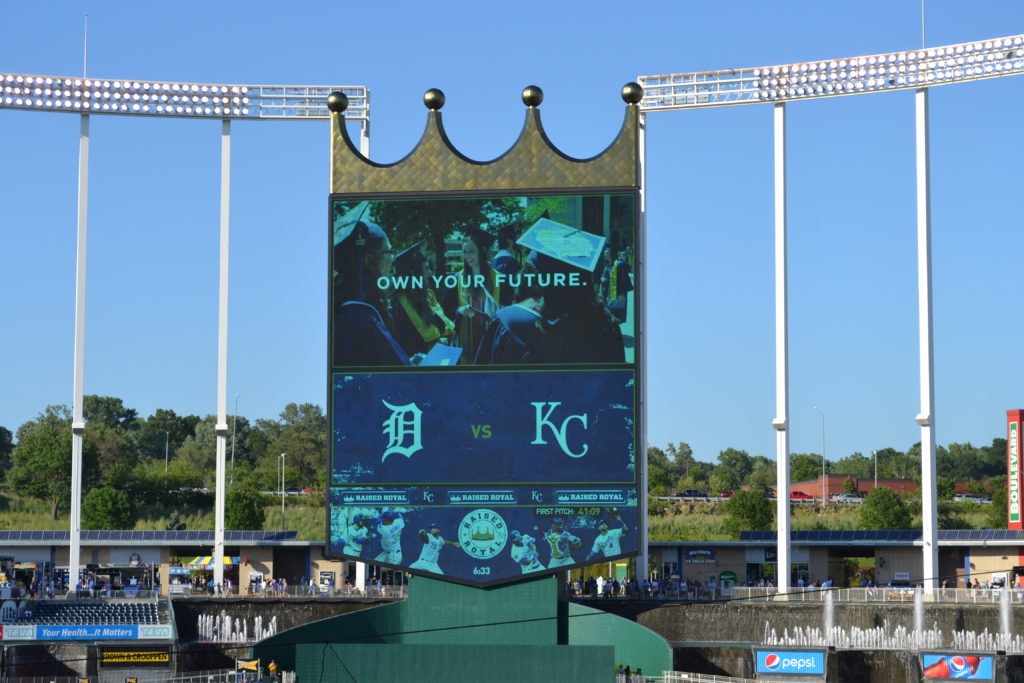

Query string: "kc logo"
[[531, 402, 589, 458]]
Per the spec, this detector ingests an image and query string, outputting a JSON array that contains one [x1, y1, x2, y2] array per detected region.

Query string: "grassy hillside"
[[0, 493, 994, 543]]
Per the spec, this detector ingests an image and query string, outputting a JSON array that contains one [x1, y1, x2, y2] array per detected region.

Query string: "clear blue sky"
[[1, 1, 1022, 465]]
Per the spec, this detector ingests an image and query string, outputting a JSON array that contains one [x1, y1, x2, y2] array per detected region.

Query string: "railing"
[[571, 585, 721, 601], [175, 584, 409, 599], [732, 586, 1024, 604], [662, 672, 757, 683], [3, 670, 244, 683]]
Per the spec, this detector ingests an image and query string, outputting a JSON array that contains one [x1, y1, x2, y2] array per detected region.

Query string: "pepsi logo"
[[949, 656, 968, 674], [765, 653, 781, 670]]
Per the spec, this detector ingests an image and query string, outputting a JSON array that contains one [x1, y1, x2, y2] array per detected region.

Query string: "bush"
[[723, 488, 773, 538], [859, 487, 912, 530], [82, 486, 136, 530]]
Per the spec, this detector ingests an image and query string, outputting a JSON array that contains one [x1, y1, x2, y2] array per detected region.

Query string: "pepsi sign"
[[754, 649, 826, 676]]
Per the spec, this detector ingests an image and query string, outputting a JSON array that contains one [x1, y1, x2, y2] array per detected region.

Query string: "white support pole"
[[772, 102, 792, 596], [359, 118, 370, 158], [915, 88, 939, 591], [69, 113, 90, 593], [637, 109, 649, 582], [353, 115, 370, 589], [213, 119, 231, 591]]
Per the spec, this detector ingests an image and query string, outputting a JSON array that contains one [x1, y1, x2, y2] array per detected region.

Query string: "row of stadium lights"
[[752, 37, 1024, 100], [1, 75, 251, 116]]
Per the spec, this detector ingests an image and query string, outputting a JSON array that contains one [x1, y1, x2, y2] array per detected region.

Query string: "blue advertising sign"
[[754, 649, 826, 676], [921, 654, 994, 680], [328, 190, 640, 586], [38, 625, 139, 640]]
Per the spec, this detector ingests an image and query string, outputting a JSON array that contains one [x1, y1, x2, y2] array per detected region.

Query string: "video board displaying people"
[[330, 192, 636, 370]]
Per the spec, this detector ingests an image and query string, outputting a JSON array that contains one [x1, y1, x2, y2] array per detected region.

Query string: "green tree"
[[723, 488, 773, 538], [176, 416, 218, 481], [263, 403, 328, 488], [8, 424, 98, 519], [138, 408, 201, 462], [82, 486, 136, 529], [86, 422, 140, 488], [712, 448, 753, 492], [843, 477, 859, 495], [747, 458, 777, 491], [859, 487, 912, 530], [936, 476, 956, 502], [648, 442, 695, 495], [833, 451, 872, 479], [83, 395, 139, 431], [226, 485, 267, 530], [790, 453, 829, 483], [0, 425, 13, 483], [988, 476, 1008, 529], [16, 404, 71, 442], [982, 439, 1008, 478]]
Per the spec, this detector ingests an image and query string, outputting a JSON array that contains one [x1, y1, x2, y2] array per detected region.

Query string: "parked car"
[[953, 493, 989, 503], [831, 493, 865, 504], [789, 490, 814, 500], [675, 489, 709, 500]]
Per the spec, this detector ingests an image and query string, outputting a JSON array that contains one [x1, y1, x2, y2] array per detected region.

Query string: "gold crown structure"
[[327, 83, 643, 194]]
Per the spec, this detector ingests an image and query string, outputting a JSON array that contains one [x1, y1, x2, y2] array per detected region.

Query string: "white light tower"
[[638, 33, 1024, 594], [0, 74, 369, 595]]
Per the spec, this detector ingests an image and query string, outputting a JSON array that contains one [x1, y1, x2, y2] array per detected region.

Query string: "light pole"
[[812, 406, 826, 502], [230, 393, 239, 484], [873, 450, 878, 489], [280, 453, 287, 530], [164, 431, 169, 473]]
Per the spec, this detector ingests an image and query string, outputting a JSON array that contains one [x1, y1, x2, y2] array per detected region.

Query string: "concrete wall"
[[966, 544, 1024, 584], [875, 546, 921, 584]]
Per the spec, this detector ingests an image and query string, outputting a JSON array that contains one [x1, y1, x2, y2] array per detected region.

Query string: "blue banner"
[[37, 625, 139, 640], [329, 499, 637, 583], [754, 649, 826, 675], [331, 369, 635, 485]]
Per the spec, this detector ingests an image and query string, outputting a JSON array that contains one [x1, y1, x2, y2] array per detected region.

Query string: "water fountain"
[[196, 610, 279, 642], [763, 592, 1023, 654], [1001, 587, 1013, 637], [823, 590, 834, 634], [913, 587, 924, 634]]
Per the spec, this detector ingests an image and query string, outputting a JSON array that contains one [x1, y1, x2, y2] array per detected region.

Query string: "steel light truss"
[[639, 33, 1024, 111], [0, 74, 368, 121]]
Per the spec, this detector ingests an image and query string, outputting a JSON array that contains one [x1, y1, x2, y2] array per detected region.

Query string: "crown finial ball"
[[424, 88, 446, 111], [621, 82, 643, 104], [326, 91, 349, 113], [521, 85, 543, 107]]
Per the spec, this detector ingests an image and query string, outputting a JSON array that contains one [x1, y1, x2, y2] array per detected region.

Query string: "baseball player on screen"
[[587, 509, 629, 560], [341, 513, 371, 558], [374, 510, 405, 564], [509, 530, 544, 573], [409, 522, 460, 574], [543, 518, 581, 568]]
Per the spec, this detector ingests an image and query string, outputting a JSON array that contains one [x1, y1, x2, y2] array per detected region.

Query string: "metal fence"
[[732, 586, 1024, 604], [662, 672, 757, 683], [186, 581, 405, 598], [4, 670, 230, 683]]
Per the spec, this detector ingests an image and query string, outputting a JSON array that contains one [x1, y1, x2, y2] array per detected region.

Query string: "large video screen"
[[327, 190, 640, 586], [330, 192, 636, 369]]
